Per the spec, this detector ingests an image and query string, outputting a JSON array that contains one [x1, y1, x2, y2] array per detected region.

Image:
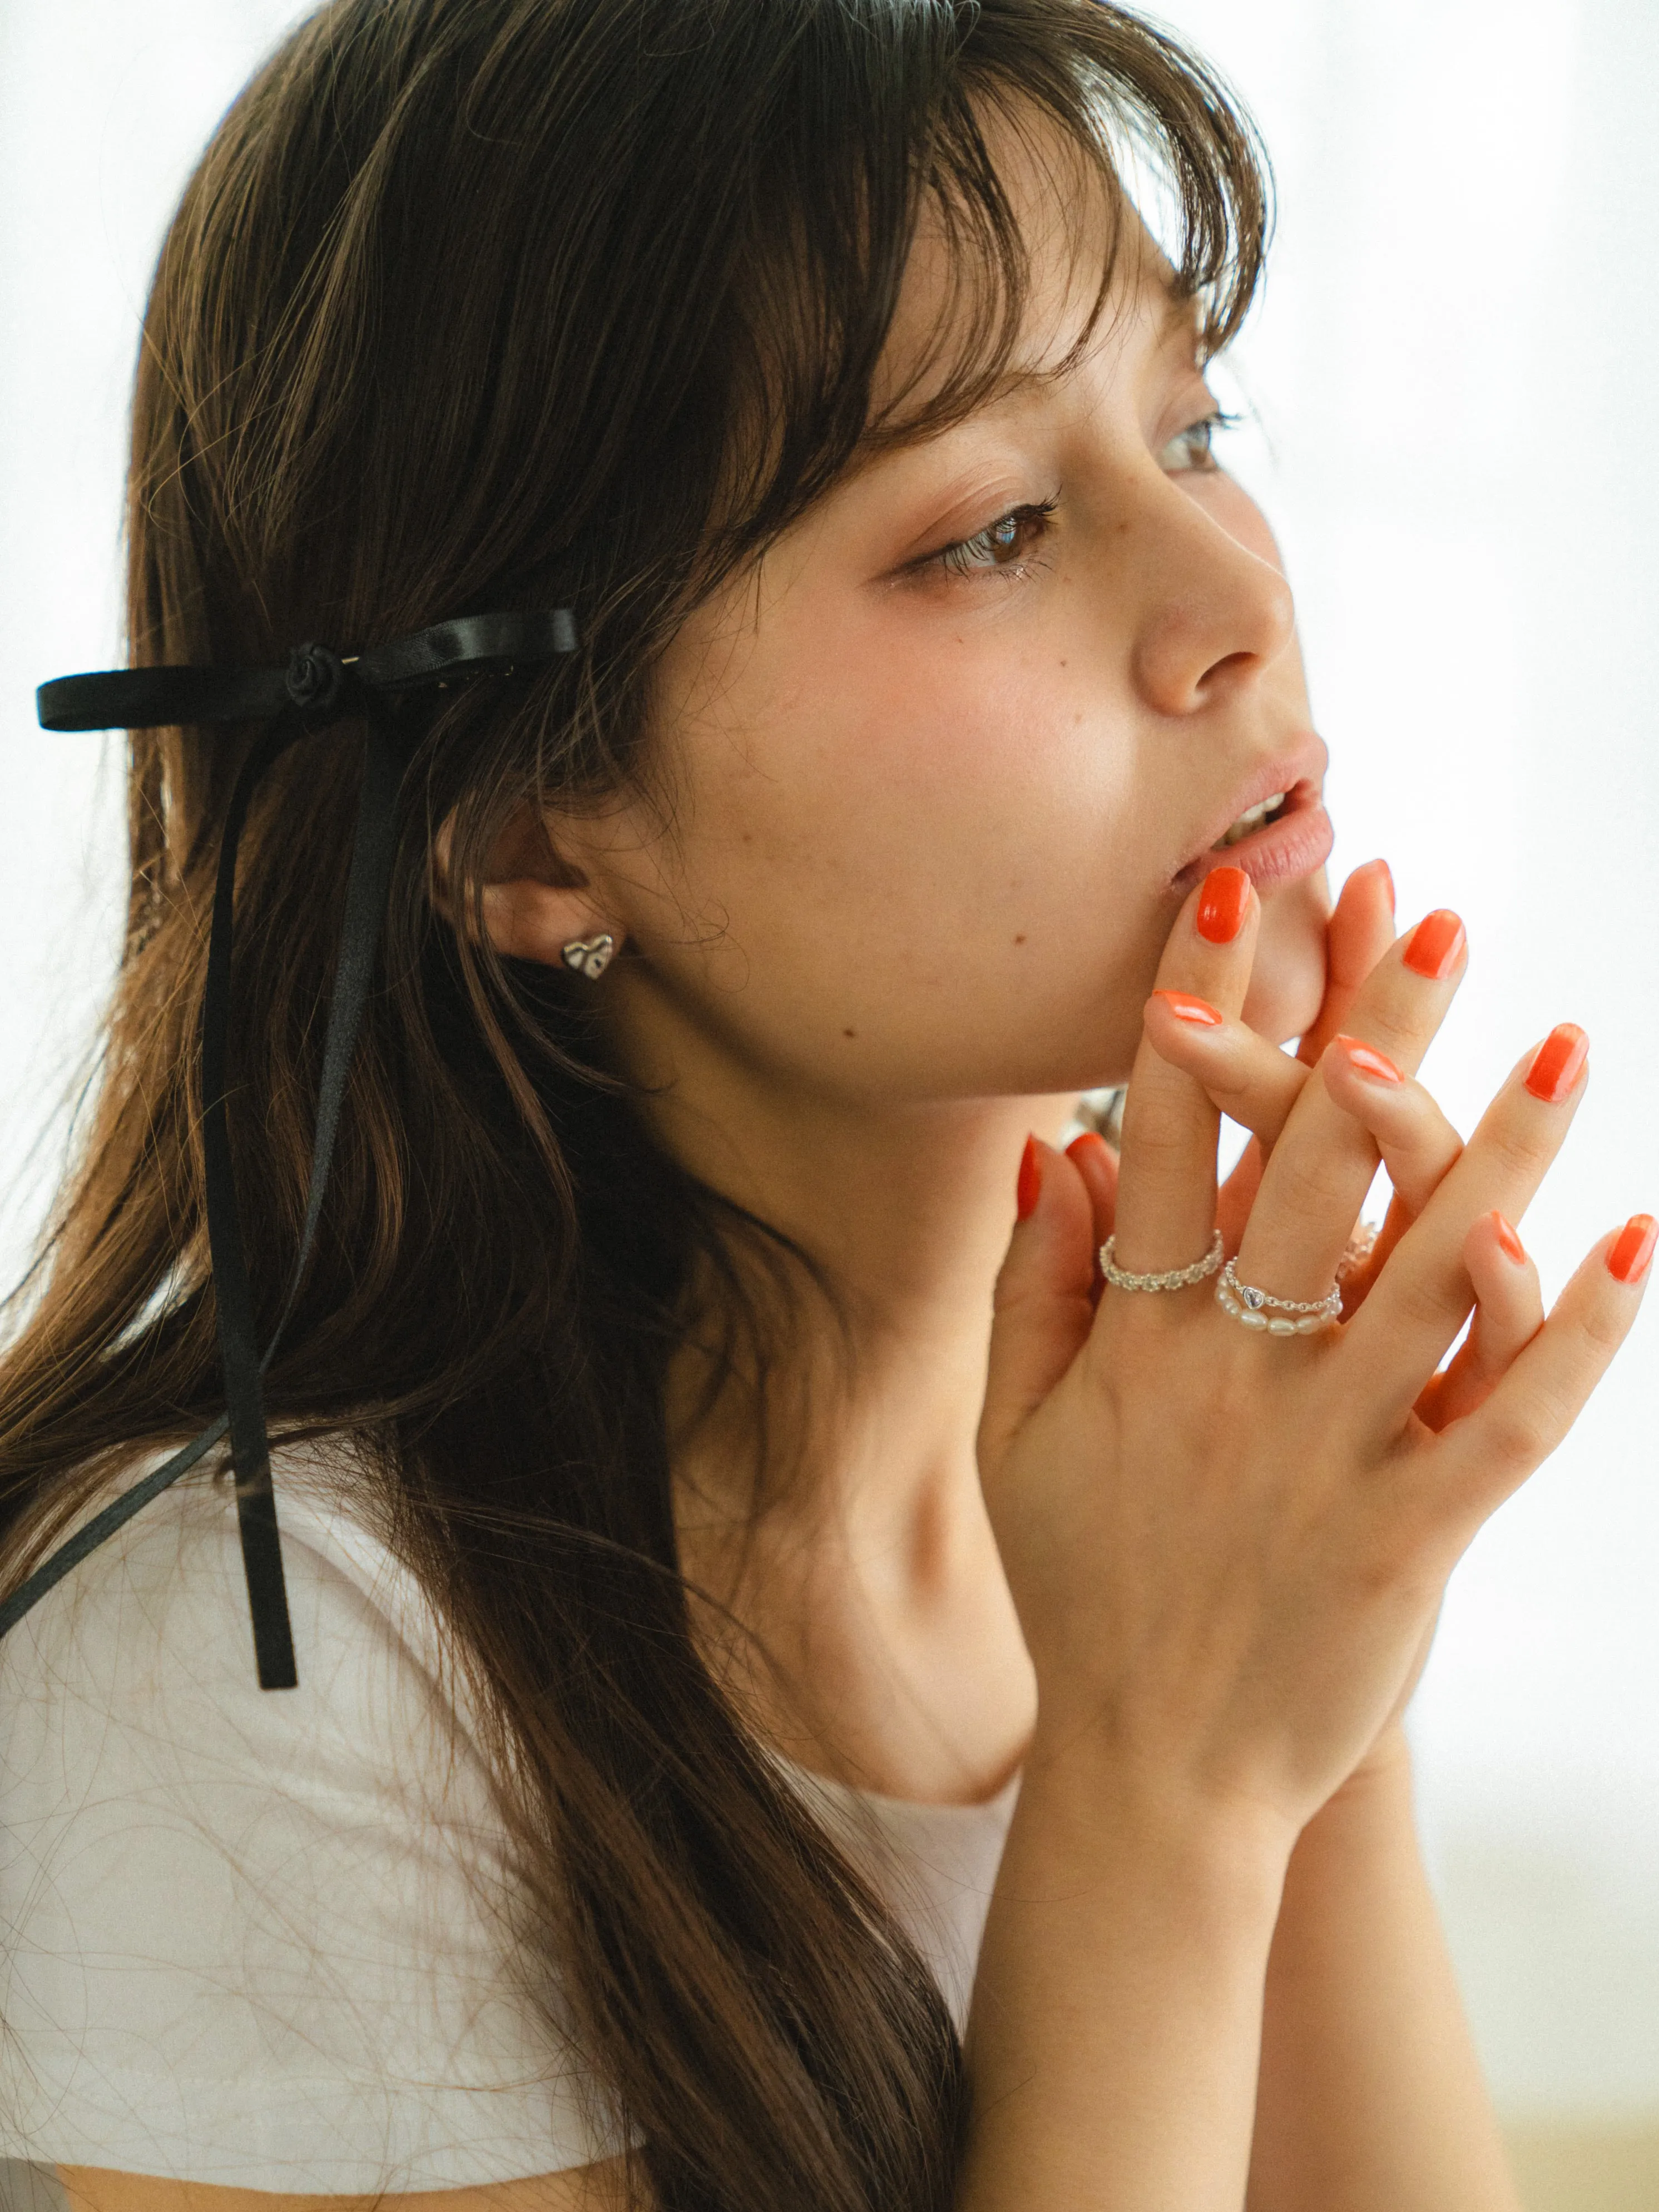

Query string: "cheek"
[[646, 629, 1163, 1092], [727, 649, 1132, 960]]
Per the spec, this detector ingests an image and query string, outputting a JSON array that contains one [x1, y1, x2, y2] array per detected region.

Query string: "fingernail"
[[1403, 909, 1466, 981], [1369, 859, 1396, 914], [1066, 1130, 1110, 1166], [1196, 865, 1252, 944], [1491, 1210, 1527, 1265], [1524, 1023, 1588, 1105], [1016, 1135, 1043, 1220], [1151, 989, 1224, 1027], [1335, 1033, 1403, 1085], [1607, 1213, 1657, 1285]]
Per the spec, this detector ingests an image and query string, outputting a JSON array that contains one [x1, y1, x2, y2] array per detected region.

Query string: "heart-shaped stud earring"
[[560, 932, 616, 981]]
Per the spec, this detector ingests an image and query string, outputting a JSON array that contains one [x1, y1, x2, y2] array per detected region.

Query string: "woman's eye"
[[1158, 410, 1235, 474], [933, 499, 1057, 578]]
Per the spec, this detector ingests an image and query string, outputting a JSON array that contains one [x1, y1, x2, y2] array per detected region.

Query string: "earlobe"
[[478, 878, 620, 972], [437, 802, 623, 973]]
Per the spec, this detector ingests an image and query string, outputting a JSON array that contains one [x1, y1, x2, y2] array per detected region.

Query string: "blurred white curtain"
[[1168, 0, 1659, 2121], [2, 0, 1656, 2127]]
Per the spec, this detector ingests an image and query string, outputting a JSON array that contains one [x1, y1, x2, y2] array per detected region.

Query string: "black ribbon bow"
[[6, 608, 579, 1688]]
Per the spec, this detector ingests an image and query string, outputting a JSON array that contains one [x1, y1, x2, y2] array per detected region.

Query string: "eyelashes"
[[920, 409, 1239, 584], [1160, 407, 1240, 473], [930, 497, 1060, 580]]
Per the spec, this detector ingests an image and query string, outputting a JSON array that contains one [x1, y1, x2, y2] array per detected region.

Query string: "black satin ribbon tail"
[[7, 606, 579, 1686]]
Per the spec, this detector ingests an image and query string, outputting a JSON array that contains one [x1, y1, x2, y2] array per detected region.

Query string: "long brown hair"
[[0, 4, 1268, 2204]]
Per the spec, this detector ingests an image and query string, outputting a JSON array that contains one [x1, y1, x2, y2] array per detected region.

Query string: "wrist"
[[1311, 1724, 1415, 1828], [1021, 1711, 1300, 1901], [963, 1722, 1289, 2212], [1283, 1728, 1420, 1903]]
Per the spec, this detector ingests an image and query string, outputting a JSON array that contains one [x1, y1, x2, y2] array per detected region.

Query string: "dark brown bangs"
[[697, 0, 1270, 583]]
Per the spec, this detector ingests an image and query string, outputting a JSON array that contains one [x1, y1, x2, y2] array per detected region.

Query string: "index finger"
[[1112, 864, 1259, 1274]]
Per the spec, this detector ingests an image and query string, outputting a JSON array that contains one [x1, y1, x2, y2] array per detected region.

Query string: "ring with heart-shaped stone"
[[559, 932, 616, 981], [1215, 1256, 1343, 1337]]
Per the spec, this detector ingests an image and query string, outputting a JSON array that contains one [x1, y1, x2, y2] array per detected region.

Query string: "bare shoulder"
[[54, 2162, 635, 2211]]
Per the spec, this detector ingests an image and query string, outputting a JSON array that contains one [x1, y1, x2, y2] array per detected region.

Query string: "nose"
[[1128, 478, 1298, 717]]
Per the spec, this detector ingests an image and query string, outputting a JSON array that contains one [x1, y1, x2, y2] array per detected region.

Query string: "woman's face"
[[584, 145, 1331, 1118]]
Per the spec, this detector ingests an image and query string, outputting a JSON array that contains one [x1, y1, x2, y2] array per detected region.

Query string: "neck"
[[641, 1025, 1078, 1803]]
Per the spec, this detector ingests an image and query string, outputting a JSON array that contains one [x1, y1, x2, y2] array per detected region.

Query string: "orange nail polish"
[[1403, 909, 1466, 981], [1016, 1135, 1042, 1221], [1196, 865, 1252, 945], [1335, 1033, 1403, 1085], [1525, 1023, 1588, 1105], [1152, 989, 1224, 1027], [1607, 1213, 1657, 1285], [1066, 1131, 1110, 1166], [1491, 1210, 1526, 1265]]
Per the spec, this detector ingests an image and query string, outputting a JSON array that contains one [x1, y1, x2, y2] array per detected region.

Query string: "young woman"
[[0, 1, 1647, 2207]]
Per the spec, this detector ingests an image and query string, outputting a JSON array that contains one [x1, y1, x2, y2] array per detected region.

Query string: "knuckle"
[[1576, 1296, 1627, 1359], [1121, 1112, 1205, 1170], [1122, 1107, 1180, 1152], [1506, 1368, 1578, 1451], [1269, 1145, 1359, 1220], [1478, 1401, 1544, 1476], [1237, 1048, 1306, 1101], [1355, 994, 1434, 1059], [1524, 1388, 1574, 1451], [1207, 1053, 1282, 1107], [1477, 1112, 1553, 1185], [1384, 1126, 1457, 1188]]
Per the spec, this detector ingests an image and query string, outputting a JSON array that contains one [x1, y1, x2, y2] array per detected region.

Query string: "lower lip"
[[1173, 788, 1334, 898]]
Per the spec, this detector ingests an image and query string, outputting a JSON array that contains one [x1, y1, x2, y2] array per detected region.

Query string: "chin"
[[1241, 881, 1330, 1045]]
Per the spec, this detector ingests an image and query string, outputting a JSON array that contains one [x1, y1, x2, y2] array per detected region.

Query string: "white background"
[[2, 0, 1655, 2120]]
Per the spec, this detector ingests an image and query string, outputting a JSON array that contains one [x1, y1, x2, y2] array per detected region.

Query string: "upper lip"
[[1177, 733, 1330, 878]]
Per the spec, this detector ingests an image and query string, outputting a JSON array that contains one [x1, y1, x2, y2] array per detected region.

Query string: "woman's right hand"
[[978, 867, 1652, 1840]]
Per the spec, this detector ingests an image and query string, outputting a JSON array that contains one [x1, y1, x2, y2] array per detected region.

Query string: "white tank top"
[[0, 1450, 1017, 2191]]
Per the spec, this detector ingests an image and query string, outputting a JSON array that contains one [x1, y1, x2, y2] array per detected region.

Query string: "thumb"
[[978, 1136, 1098, 1477]]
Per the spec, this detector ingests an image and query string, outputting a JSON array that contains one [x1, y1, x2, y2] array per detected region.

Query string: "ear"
[[434, 801, 621, 971]]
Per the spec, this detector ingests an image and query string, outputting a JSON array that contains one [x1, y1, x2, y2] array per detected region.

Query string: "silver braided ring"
[[1099, 1228, 1225, 1294], [1215, 1256, 1342, 1337]]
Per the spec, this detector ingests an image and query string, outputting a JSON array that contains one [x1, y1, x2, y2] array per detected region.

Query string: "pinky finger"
[[1416, 1210, 1545, 1431], [1425, 1213, 1657, 1528]]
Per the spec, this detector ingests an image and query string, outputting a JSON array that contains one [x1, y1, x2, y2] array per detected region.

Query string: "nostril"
[[1196, 647, 1265, 696]]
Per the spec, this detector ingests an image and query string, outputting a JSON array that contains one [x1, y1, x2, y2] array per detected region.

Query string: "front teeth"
[[1216, 793, 1286, 849]]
